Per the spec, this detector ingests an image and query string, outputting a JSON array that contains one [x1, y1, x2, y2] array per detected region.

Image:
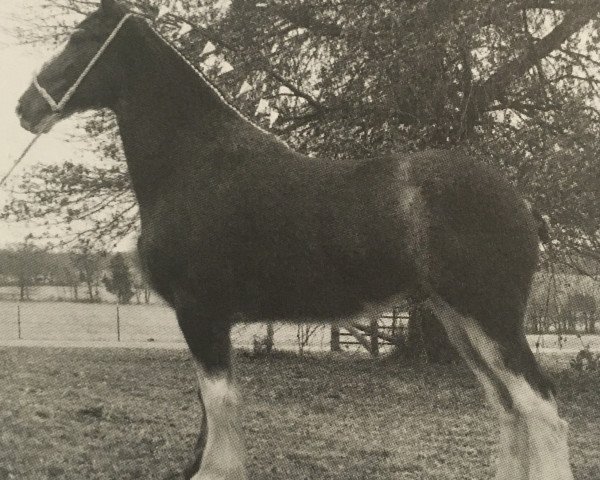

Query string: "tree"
[[52, 252, 81, 300], [526, 287, 560, 334], [128, 252, 152, 304], [0, 240, 46, 301], [103, 253, 134, 304], [71, 245, 103, 302], [252, 324, 275, 356], [564, 292, 597, 333], [5, 1, 600, 245]]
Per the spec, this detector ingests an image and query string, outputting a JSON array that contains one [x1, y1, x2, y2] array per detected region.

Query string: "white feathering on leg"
[[191, 365, 247, 480]]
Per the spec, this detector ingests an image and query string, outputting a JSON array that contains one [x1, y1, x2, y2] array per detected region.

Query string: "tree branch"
[[468, 0, 600, 120], [161, 14, 324, 111], [559, 47, 600, 69], [522, 0, 583, 10], [271, 5, 342, 37]]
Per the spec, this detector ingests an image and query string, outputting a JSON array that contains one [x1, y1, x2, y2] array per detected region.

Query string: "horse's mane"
[[131, 16, 280, 141]]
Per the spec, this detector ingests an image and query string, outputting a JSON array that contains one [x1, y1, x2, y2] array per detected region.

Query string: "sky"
[[0, 1, 86, 247]]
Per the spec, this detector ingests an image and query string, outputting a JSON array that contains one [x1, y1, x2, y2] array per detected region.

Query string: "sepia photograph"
[[0, 1, 599, 479]]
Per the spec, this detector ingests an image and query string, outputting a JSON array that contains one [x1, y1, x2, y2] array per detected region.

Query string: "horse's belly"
[[232, 253, 417, 322]]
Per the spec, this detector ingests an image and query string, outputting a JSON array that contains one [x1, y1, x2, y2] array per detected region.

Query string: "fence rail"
[[338, 310, 409, 355], [0, 301, 410, 354]]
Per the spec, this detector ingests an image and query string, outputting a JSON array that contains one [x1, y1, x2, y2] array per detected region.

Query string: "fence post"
[[370, 318, 379, 356], [116, 301, 121, 342], [17, 304, 22, 340], [330, 325, 341, 351], [391, 307, 398, 337]]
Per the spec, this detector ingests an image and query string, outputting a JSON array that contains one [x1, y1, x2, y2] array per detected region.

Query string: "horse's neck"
[[113, 28, 244, 203]]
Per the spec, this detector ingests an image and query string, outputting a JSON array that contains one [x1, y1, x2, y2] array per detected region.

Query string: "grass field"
[[1, 301, 599, 354], [0, 301, 336, 351], [0, 347, 598, 480]]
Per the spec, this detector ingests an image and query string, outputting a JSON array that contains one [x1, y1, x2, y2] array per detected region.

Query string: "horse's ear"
[[101, 0, 126, 17]]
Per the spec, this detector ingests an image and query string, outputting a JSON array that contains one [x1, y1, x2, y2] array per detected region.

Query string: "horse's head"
[[16, 0, 131, 134]]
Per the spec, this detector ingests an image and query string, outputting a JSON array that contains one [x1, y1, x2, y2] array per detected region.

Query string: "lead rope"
[[1, 14, 135, 188], [0, 133, 44, 187]]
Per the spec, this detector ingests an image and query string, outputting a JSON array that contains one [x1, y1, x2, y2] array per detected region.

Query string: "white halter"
[[31, 10, 287, 146], [34, 13, 134, 112]]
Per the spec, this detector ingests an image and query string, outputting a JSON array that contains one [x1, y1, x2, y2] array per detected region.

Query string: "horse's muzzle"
[[16, 100, 59, 134]]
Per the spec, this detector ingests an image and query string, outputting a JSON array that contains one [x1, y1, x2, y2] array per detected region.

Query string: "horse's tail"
[[533, 208, 550, 245], [524, 200, 550, 245]]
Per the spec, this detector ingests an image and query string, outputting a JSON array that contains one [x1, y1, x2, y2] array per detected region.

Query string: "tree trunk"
[[265, 323, 274, 353], [404, 302, 457, 363], [86, 280, 94, 301], [587, 314, 596, 334]]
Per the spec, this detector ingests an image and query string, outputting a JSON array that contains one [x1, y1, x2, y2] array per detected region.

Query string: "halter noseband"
[[34, 13, 134, 113]]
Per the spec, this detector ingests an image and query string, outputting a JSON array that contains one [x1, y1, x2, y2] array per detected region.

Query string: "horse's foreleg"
[[189, 363, 246, 480], [175, 301, 246, 480]]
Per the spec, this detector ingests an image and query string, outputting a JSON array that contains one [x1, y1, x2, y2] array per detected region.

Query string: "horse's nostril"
[[15, 102, 24, 117]]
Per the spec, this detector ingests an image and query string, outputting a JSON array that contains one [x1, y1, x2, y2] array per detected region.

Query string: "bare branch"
[[468, 0, 600, 119], [161, 14, 324, 111], [271, 5, 342, 37]]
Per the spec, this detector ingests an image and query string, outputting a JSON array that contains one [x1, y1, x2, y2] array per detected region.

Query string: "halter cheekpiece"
[[34, 13, 134, 112]]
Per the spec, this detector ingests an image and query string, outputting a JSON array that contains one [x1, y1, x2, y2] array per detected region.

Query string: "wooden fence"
[[332, 308, 409, 356]]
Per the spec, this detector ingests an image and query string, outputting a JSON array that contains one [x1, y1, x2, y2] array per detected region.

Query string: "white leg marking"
[[191, 365, 247, 480], [496, 378, 573, 480], [495, 408, 528, 480], [426, 296, 574, 480]]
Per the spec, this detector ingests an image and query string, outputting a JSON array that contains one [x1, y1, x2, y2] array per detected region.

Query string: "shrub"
[[570, 347, 600, 371]]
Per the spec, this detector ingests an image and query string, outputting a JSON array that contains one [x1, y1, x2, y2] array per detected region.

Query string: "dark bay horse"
[[16, 1, 573, 479]]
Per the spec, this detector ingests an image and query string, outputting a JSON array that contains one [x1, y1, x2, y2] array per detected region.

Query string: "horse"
[[16, 1, 574, 479]]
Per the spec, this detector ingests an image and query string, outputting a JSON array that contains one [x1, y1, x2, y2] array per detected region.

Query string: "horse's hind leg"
[[175, 296, 246, 480], [426, 295, 573, 480]]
